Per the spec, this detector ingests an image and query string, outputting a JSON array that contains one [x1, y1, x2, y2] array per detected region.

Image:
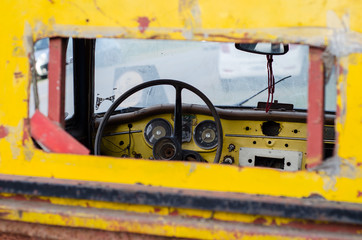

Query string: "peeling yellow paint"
[[0, 193, 297, 225]]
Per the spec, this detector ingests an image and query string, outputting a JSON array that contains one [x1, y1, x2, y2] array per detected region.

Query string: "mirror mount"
[[234, 42, 290, 113], [235, 43, 289, 55]]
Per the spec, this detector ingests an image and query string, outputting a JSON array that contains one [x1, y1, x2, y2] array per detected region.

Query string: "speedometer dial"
[[194, 120, 218, 149], [144, 118, 172, 146]]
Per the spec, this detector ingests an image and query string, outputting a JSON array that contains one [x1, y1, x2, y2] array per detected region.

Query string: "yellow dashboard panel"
[[99, 105, 329, 171]]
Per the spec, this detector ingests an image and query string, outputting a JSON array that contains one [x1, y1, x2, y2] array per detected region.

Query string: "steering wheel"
[[94, 79, 223, 163]]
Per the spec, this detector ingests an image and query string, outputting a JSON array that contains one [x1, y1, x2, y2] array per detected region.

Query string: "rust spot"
[[22, 118, 30, 145], [108, 222, 128, 232], [153, 207, 161, 212], [29, 196, 51, 203], [169, 209, 179, 216], [149, 34, 169, 39], [48, 0, 54, 3], [0, 194, 51, 203], [281, 220, 362, 234], [0, 194, 27, 201], [189, 215, 203, 219], [233, 233, 242, 238], [137, 17, 154, 33], [14, 71, 24, 79], [357, 191, 362, 197], [336, 104, 341, 122], [357, 162, 362, 167], [0, 212, 10, 218], [338, 64, 346, 76], [194, 33, 252, 42], [0, 126, 8, 139], [253, 217, 267, 225]]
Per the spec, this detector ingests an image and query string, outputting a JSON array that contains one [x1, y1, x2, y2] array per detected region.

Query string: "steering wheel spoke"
[[174, 86, 183, 145]]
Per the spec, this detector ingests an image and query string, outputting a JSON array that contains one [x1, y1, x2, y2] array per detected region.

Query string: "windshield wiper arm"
[[237, 75, 292, 106]]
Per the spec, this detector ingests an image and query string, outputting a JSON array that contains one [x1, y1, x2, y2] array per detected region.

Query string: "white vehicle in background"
[[218, 43, 309, 91], [34, 38, 49, 78]]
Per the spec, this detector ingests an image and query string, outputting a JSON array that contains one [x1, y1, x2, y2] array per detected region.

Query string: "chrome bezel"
[[144, 118, 173, 146], [193, 120, 218, 150]]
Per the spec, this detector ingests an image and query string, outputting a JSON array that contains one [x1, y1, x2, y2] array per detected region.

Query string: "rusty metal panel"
[[0, 174, 360, 225], [0, 219, 183, 240], [0, 198, 360, 240]]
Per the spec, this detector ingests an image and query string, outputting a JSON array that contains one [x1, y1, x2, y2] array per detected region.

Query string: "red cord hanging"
[[265, 54, 275, 113]]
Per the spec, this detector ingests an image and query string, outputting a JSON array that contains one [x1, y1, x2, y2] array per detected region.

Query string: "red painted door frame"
[[306, 47, 325, 168], [48, 37, 68, 127]]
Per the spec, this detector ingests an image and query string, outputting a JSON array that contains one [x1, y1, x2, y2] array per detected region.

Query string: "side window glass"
[[30, 38, 49, 116], [65, 39, 74, 119], [325, 66, 337, 112]]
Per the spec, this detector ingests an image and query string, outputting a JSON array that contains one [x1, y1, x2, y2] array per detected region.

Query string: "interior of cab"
[[31, 38, 337, 171]]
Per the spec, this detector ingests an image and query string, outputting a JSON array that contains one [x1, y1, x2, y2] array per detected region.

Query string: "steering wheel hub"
[[153, 137, 181, 160]]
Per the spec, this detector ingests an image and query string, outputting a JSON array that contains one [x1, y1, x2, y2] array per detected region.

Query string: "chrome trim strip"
[[225, 134, 306, 140], [225, 134, 335, 143]]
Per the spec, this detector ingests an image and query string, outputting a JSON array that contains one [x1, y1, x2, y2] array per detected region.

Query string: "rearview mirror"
[[235, 43, 289, 55]]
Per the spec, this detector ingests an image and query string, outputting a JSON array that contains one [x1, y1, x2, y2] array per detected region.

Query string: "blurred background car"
[[34, 38, 49, 78], [218, 43, 308, 92]]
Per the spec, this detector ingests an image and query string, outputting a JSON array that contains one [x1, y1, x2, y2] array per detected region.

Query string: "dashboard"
[[97, 104, 335, 171]]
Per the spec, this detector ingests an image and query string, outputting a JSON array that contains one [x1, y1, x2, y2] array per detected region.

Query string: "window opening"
[[30, 38, 74, 120]]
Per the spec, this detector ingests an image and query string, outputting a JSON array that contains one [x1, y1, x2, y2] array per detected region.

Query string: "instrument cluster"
[[143, 116, 218, 150]]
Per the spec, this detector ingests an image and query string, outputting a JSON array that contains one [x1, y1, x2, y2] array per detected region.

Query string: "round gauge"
[[193, 120, 218, 149], [144, 118, 172, 146]]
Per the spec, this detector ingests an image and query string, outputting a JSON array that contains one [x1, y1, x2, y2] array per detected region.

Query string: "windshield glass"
[[94, 39, 335, 113]]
